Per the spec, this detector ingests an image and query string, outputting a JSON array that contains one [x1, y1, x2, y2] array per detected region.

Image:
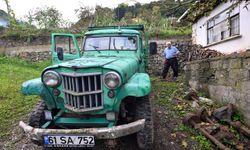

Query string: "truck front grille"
[[61, 72, 103, 112]]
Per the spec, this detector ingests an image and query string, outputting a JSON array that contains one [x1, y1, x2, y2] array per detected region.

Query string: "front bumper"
[[19, 119, 145, 141]]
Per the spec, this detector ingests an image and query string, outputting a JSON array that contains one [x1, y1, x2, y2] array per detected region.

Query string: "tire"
[[28, 100, 47, 145], [29, 100, 47, 128], [135, 95, 154, 149]]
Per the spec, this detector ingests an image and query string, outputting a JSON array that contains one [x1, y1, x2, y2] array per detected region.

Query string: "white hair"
[[166, 41, 171, 45]]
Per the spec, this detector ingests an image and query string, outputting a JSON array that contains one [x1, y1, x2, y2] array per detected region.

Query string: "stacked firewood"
[[177, 44, 224, 63], [186, 48, 224, 61]]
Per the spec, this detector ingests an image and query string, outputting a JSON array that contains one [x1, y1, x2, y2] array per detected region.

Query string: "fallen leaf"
[[200, 122, 206, 126], [181, 140, 188, 148], [236, 143, 244, 150], [171, 133, 176, 139], [208, 110, 212, 116]]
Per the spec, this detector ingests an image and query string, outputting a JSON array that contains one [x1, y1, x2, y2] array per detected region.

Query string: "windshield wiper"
[[113, 39, 119, 53], [89, 44, 100, 53]]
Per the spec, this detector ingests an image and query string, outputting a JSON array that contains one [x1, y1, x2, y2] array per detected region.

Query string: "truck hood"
[[58, 57, 119, 68], [57, 56, 139, 82]]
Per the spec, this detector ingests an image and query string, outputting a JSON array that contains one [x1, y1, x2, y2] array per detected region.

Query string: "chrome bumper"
[[19, 119, 145, 141]]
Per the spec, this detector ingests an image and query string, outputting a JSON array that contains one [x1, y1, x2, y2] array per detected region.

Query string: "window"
[[55, 36, 77, 54], [230, 15, 240, 36], [207, 13, 240, 44], [110, 37, 137, 50], [84, 37, 110, 50], [84, 36, 137, 51]]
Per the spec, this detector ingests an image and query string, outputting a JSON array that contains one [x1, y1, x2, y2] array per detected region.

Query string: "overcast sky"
[[0, 0, 159, 23]]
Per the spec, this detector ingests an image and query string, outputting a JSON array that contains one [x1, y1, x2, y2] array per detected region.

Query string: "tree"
[[33, 6, 62, 29], [73, 6, 94, 31], [2, 0, 16, 27], [151, 6, 161, 27], [75, 6, 93, 20], [94, 6, 115, 26]]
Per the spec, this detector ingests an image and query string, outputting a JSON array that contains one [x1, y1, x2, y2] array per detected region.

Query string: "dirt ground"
[[1, 99, 193, 150]]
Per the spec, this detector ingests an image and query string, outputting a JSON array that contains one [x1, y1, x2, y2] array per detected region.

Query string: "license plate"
[[43, 135, 95, 147]]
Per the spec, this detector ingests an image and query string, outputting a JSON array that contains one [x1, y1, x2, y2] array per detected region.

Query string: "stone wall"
[[4, 45, 51, 62], [184, 52, 250, 125], [1, 36, 83, 61], [0, 36, 51, 48]]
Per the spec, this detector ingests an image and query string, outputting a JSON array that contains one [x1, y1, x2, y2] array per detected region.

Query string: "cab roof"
[[85, 29, 141, 36]]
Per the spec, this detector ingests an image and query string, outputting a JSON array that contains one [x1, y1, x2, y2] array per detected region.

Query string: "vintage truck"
[[19, 25, 157, 149]]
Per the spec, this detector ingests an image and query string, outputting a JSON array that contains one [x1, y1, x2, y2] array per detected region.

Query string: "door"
[[52, 33, 81, 64]]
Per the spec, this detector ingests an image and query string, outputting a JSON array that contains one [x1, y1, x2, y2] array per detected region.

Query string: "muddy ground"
[[1, 99, 195, 150]]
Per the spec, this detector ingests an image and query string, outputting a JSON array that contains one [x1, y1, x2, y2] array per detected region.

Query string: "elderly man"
[[162, 41, 180, 81]]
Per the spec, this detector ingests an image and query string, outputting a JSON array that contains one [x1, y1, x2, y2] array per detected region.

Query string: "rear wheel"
[[135, 95, 154, 149]]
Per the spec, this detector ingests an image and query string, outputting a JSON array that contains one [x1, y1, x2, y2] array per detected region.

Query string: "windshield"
[[84, 36, 137, 51]]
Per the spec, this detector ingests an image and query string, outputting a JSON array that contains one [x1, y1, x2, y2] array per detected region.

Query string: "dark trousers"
[[162, 57, 178, 79]]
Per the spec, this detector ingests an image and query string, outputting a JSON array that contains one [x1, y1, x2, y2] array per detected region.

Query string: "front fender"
[[21, 78, 56, 109], [117, 73, 151, 101], [22, 78, 44, 96]]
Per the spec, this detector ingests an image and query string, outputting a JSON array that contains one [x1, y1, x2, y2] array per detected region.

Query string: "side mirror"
[[57, 47, 64, 60], [149, 42, 157, 55]]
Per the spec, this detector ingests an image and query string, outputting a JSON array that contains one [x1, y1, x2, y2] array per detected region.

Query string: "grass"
[[0, 57, 50, 138], [176, 124, 212, 150]]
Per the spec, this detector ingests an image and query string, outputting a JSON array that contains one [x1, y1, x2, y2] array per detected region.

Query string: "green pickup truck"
[[19, 25, 157, 149]]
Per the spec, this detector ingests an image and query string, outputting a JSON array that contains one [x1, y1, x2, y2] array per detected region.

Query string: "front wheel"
[[135, 95, 154, 149], [29, 100, 47, 128], [28, 100, 47, 145]]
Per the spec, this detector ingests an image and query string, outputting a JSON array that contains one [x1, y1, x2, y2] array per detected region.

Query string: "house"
[[0, 9, 9, 27], [180, 1, 250, 54]]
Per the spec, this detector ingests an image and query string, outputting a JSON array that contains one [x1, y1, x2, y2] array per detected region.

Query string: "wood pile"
[[178, 44, 224, 63]]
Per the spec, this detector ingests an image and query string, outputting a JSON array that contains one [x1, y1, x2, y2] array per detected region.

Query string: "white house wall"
[[192, 1, 250, 54]]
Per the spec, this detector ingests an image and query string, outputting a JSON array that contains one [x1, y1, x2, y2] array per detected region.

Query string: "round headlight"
[[104, 72, 121, 89], [42, 70, 61, 87]]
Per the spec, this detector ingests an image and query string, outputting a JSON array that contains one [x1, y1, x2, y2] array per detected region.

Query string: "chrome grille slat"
[[83, 96, 86, 108], [72, 77, 75, 91], [88, 77, 91, 91], [76, 77, 79, 92], [65, 93, 69, 104], [71, 95, 73, 106], [61, 73, 103, 112], [77, 97, 80, 109], [95, 94, 98, 107], [69, 77, 72, 91], [94, 76, 97, 91], [90, 94, 92, 107], [81, 77, 85, 92]]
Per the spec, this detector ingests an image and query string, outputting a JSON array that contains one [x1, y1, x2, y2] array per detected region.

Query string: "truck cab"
[[19, 25, 157, 149]]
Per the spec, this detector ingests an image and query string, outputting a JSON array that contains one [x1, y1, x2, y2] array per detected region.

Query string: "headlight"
[[42, 70, 61, 87], [104, 72, 121, 89]]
